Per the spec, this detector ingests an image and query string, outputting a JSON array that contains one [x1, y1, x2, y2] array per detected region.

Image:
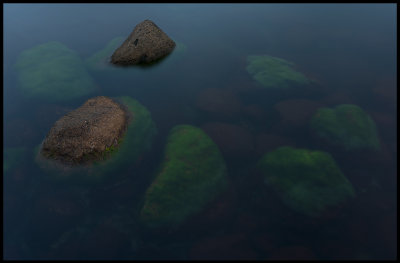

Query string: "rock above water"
[[36, 96, 157, 184], [140, 125, 228, 228], [41, 96, 127, 165], [258, 146, 355, 217], [111, 20, 176, 65], [14, 41, 96, 102]]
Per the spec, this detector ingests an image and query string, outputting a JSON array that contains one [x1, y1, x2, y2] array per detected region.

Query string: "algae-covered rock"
[[140, 125, 228, 228], [15, 41, 96, 102], [4, 147, 27, 174], [258, 146, 355, 217], [310, 104, 380, 151], [246, 55, 311, 89], [35, 96, 157, 184]]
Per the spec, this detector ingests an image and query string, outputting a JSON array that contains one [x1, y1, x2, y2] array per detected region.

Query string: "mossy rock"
[[140, 125, 228, 228], [14, 41, 96, 102], [310, 104, 380, 151], [35, 96, 157, 184], [4, 147, 27, 174], [258, 146, 355, 217], [246, 55, 311, 89]]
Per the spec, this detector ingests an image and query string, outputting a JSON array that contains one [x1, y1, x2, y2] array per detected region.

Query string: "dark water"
[[3, 4, 397, 260]]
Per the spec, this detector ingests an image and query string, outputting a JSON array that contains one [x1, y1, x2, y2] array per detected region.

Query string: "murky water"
[[3, 4, 397, 260]]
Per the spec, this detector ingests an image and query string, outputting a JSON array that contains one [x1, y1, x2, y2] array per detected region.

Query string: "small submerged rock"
[[36, 96, 157, 184], [246, 55, 312, 90], [258, 146, 355, 217], [14, 41, 96, 102], [310, 104, 381, 151], [111, 20, 176, 65], [139, 125, 228, 228]]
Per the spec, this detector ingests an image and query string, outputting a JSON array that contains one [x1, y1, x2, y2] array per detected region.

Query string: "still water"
[[3, 3, 397, 260]]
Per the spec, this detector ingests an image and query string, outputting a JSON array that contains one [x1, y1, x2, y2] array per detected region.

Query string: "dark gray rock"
[[40, 96, 128, 165], [111, 20, 176, 65]]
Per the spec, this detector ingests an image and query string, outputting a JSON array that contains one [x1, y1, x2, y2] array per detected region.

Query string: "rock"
[[40, 96, 127, 165], [258, 146, 356, 217], [310, 104, 381, 151], [246, 55, 312, 89], [14, 41, 96, 102], [111, 20, 176, 65], [139, 125, 228, 228], [195, 88, 243, 120], [36, 96, 157, 184], [201, 122, 254, 160]]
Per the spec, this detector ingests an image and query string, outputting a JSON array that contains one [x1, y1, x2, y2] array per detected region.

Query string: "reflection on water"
[[3, 4, 397, 260]]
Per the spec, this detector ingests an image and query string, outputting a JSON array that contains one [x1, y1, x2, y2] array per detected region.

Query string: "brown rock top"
[[111, 19, 176, 65], [40, 96, 128, 165]]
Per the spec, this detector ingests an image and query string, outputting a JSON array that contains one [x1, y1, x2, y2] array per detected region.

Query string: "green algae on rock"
[[258, 146, 355, 217], [14, 41, 96, 102], [140, 125, 228, 228], [35, 96, 157, 184], [246, 55, 311, 89], [310, 104, 380, 151]]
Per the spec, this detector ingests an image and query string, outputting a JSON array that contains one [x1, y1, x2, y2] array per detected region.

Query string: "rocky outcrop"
[[111, 20, 176, 65], [40, 96, 128, 165]]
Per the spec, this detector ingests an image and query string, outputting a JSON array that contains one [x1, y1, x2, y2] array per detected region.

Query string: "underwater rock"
[[310, 104, 380, 151], [258, 146, 355, 217], [201, 122, 255, 160], [246, 55, 311, 89], [14, 41, 96, 102], [196, 88, 243, 120], [111, 20, 176, 65], [36, 96, 157, 184], [140, 125, 228, 228]]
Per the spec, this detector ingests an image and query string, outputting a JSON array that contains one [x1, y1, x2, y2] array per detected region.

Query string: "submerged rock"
[[258, 146, 355, 217], [310, 104, 380, 151], [246, 55, 311, 89], [111, 20, 176, 65], [36, 96, 156, 184], [140, 125, 228, 228], [14, 41, 96, 102]]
